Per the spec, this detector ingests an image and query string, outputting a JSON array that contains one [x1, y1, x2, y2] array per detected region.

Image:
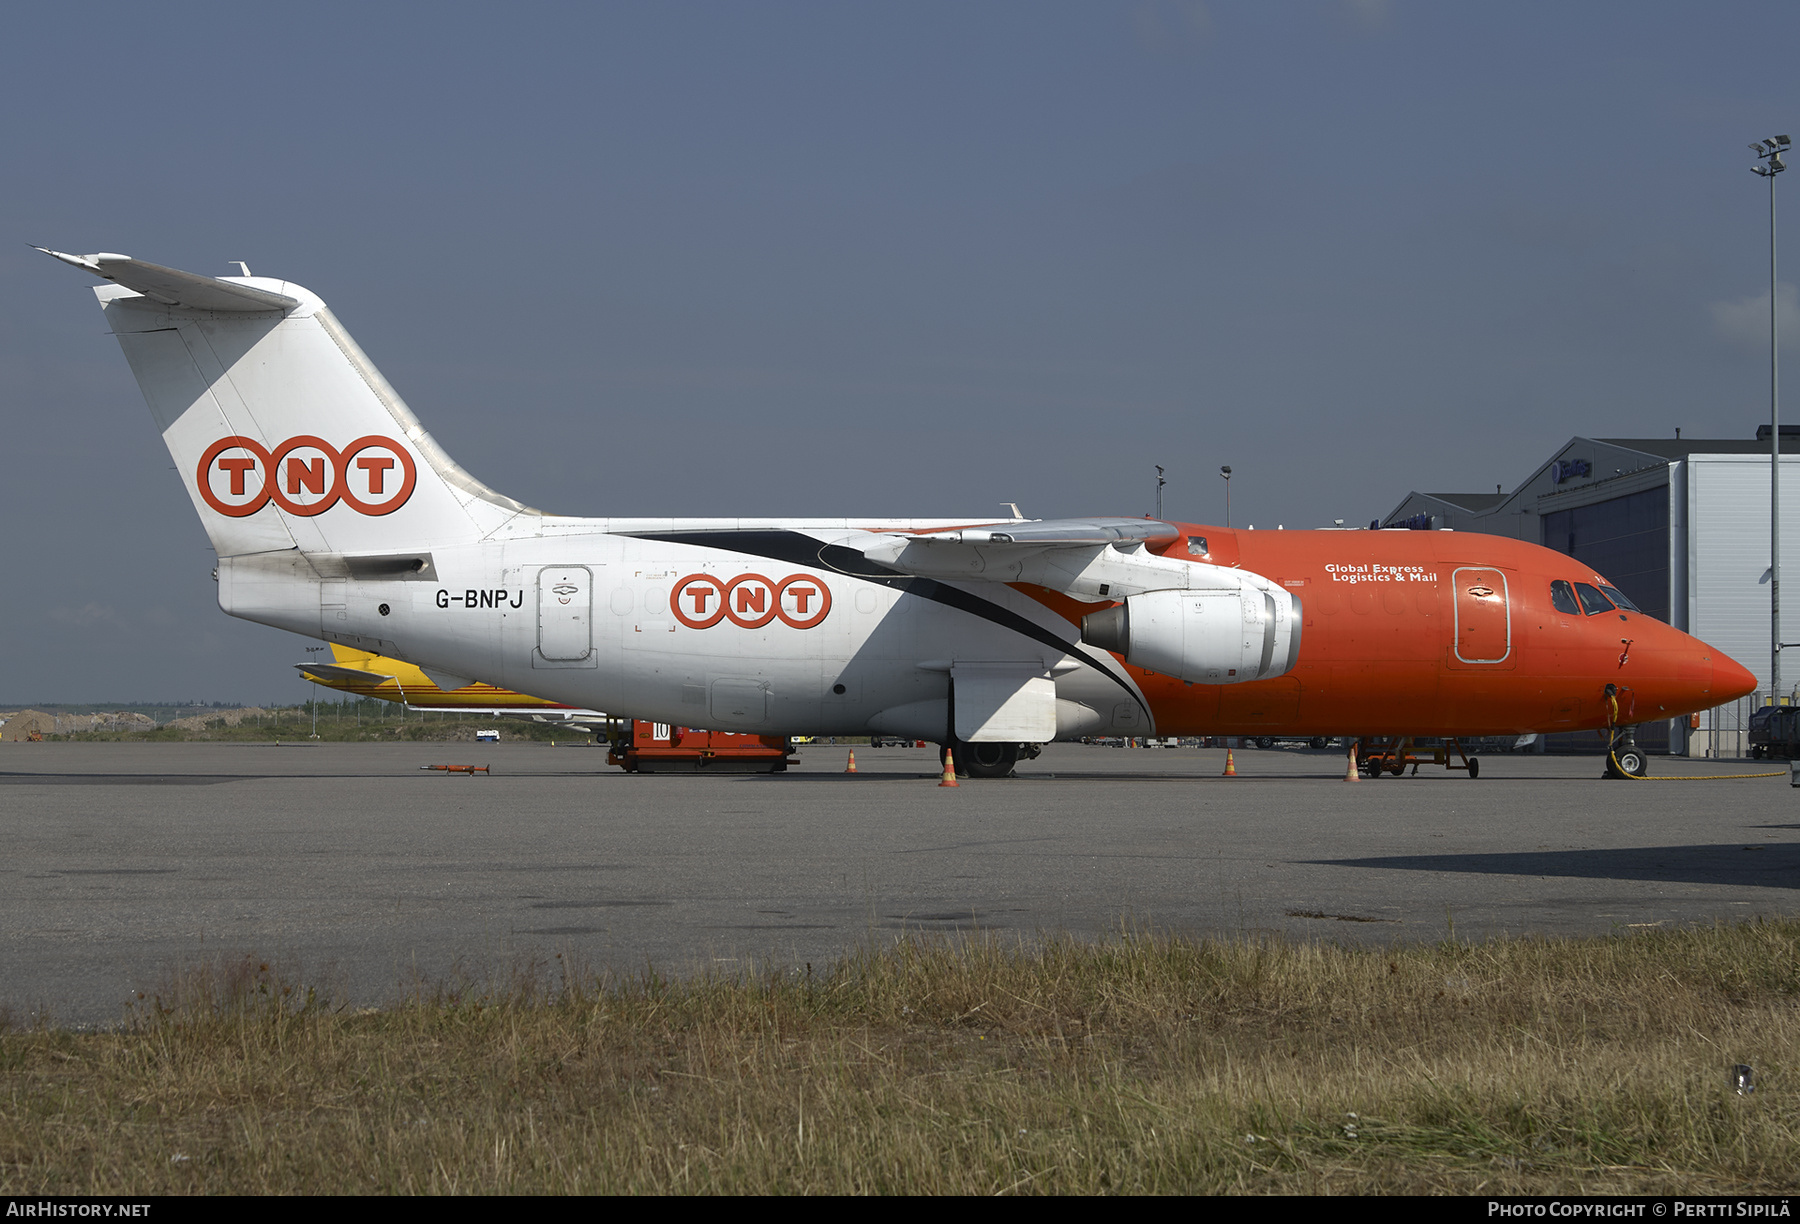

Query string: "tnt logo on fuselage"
[[672, 573, 831, 630], [197, 435, 417, 518]]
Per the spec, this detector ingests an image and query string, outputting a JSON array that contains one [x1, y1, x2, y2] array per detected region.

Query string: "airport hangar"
[[1384, 428, 1799, 757]]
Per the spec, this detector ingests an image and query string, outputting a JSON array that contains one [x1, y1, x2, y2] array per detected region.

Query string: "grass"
[[2, 922, 1798, 1194], [42, 704, 576, 744]]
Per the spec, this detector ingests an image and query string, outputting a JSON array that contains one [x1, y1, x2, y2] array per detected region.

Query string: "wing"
[[892, 517, 1180, 547], [855, 517, 1239, 602], [297, 662, 400, 685]]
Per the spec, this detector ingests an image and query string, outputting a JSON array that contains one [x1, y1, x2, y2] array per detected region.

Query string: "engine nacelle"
[[1080, 586, 1302, 684]]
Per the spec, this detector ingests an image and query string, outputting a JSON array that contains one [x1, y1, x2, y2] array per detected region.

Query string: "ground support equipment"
[[607, 720, 797, 774], [1354, 736, 1480, 779]]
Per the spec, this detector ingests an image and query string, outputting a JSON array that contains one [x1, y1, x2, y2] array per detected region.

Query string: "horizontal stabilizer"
[[35, 248, 299, 312]]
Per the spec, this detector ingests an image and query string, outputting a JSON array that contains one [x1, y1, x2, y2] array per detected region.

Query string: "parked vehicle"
[[1748, 706, 1800, 759], [1249, 736, 1337, 750]]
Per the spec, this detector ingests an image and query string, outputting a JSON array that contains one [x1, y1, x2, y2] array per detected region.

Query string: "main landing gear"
[[938, 740, 1038, 779]]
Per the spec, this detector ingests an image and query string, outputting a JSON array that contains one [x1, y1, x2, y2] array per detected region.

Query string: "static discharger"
[[422, 764, 491, 775]]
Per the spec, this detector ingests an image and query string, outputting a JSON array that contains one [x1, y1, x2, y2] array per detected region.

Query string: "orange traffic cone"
[[845, 749, 858, 773], [1222, 747, 1237, 777], [939, 748, 960, 787], [1344, 742, 1360, 782]]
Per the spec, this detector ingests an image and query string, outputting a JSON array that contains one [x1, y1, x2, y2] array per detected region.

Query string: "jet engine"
[[1080, 586, 1302, 684]]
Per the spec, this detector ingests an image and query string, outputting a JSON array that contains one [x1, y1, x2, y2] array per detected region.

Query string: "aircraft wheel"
[[1615, 748, 1647, 778], [1309, 737, 1329, 750], [959, 740, 1020, 778], [1467, 757, 1480, 779], [1255, 736, 1275, 750], [942, 740, 1019, 778]]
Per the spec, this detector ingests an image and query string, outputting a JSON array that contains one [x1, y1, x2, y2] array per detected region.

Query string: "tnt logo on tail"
[[197, 435, 417, 517]]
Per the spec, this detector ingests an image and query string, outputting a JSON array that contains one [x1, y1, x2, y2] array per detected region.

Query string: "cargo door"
[[1452, 567, 1510, 664], [536, 566, 594, 665]]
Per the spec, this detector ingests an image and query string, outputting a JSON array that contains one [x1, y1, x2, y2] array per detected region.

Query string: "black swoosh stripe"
[[627, 529, 1150, 723]]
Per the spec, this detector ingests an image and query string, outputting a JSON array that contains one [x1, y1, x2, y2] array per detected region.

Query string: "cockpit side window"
[[1187, 537, 1208, 557], [1575, 582, 1615, 616], [1597, 583, 1639, 613], [1550, 580, 1581, 616]]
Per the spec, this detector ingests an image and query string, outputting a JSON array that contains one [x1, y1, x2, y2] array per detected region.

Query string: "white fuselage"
[[219, 520, 1154, 743]]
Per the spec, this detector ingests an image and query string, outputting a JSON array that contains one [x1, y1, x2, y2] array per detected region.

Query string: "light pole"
[[1753, 135, 1790, 702], [1154, 465, 1166, 520], [304, 645, 325, 737], [1219, 465, 1232, 528]]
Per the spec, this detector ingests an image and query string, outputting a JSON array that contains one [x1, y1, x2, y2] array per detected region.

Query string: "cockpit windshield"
[[1550, 580, 1581, 616], [1575, 582, 1615, 616], [1597, 583, 1639, 613]]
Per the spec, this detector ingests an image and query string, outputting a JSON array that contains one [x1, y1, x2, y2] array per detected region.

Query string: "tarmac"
[[2, 740, 1796, 1026]]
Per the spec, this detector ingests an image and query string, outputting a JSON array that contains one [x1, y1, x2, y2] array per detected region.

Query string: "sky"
[[4, 1, 1799, 703]]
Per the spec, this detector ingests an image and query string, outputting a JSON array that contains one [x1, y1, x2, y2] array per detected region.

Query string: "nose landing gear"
[[1604, 727, 1649, 779], [1602, 685, 1650, 778]]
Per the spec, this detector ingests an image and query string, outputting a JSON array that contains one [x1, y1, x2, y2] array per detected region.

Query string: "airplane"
[[41, 247, 1759, 778], [296, 643, 616, 735]]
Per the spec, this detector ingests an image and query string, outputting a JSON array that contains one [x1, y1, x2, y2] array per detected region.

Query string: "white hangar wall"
[[1682, 454, 1800, 696]]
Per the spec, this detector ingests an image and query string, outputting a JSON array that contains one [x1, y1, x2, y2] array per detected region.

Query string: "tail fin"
[[40, 249, 535, 558]]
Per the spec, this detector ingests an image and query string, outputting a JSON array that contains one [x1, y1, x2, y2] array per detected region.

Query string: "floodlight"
[[1751, 129, 1790, 698]]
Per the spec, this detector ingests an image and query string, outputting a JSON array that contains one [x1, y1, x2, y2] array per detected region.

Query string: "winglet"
[[34, 246, 300, 312]]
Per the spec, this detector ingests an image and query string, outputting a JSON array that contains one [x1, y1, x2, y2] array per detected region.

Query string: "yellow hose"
[[1605, 696, 1785, 780]]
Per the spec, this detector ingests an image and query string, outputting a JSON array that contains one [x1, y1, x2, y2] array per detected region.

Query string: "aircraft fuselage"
[[223, 520, 1736, 742]]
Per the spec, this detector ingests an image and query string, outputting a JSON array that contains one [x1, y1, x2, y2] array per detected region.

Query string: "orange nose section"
[[1713, 652, 1758, 704]]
